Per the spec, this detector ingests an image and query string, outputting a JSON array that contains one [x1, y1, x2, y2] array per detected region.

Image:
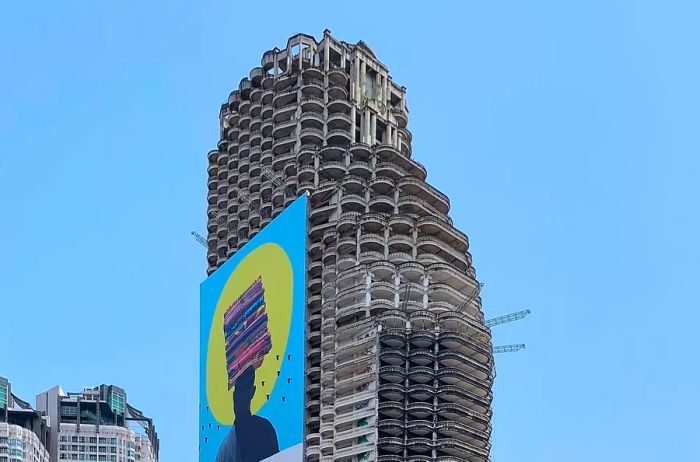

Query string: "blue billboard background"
[[200, 195, 307, 462]]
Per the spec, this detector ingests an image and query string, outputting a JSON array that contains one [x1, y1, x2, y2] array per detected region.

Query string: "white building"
[[36, 385, 157, 462], [0, 377, 50, 462]]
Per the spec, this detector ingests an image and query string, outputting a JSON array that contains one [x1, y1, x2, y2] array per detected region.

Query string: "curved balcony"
[[301, 78, 324, 98], [370, 298, 394, 317], [378, 322, 408, 341], [407, 457, 433, 462], [226, 140, 239, 156], [321, 318, 336, 337], [369, 195, 396, 215], [407, 366, 434, 384], [378, 382, 405, 402], [408, 349, 435, 367], [336, 253, 357, 272], [300, 126, 324, 145], [272, 88, 297, 108], [407, 383, 434, 402], [327, 98, 351, 114], [335, 301, 366, 324], [379, 347, 406, 366], [346, 160, 370, 178], [238, 99, 251, 116], [435, 438, 488, 460], [300, 111, 324, 127], [378, 365, 405, 383], [359, 232, 384, 253], [336, 235, 356, 254], [339, 193, 366, 213], [437, 350, 491, 379], [349, 142, 372, 159], [438, 332, 491, 360], [368, 260, 395, 280], [378, 455, 403, 462], [272, 135, 295, 155], [391, 107, 407, 128], [388, 252, 413, 264], [327, 85, 348, 102], [272, 102, 296, 123], [406, 438, 433, 454], [436, 369, 491, 398], [409, 330, 435, 349], [388, 213, 414, 233], [437, 312, 488, 337], [358, 250, 384, 265], [406, 400, 433, 419], [400, 138, 412, 157], [435, 419, 490, 444], [327, 128, 352, 146], [321, 334, 335, 352], [377, 418, 404, 437], [319, 440, 334, 456], [327, 67, 349, 87], [272, 118, 296, 139], [302, 65, 324, 80], [272, 73, 294, 92], [377, 437, 404, 454], [407, 419, 433, 437], [370, 176, 400, 198], [375, 162, 405, 180], [300, 95, 324, 113], [321, 370, 335, 387], [326, 112, 351, 129], [370, 281, 395, 300]]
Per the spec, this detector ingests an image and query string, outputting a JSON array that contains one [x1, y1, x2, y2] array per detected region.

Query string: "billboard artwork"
[[200, 195, 307, 462]]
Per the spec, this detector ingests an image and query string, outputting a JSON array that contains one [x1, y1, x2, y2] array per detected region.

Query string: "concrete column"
[[324, 39, 330, 71], [350, 106, 356, 143], [354, 57, 360, 101], [394, 187, 400, 215], [382, 76, 388, 105], [376, 73, 382, 101], [360, 60, 366, 98], [370, 114, 377, 146], [364, 109, 371, 144], [394, 274, 401, 308], [385, 125, 391, 147], [384, 226, 390, 259], [314, 154, 320, 187], [274, 53, 279, 78]]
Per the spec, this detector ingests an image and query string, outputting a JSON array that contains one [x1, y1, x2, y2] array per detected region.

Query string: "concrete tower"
[[206, 31, 493, 462]]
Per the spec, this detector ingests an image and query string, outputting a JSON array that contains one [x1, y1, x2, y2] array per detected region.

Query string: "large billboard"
[[200, 195, 307, 462]]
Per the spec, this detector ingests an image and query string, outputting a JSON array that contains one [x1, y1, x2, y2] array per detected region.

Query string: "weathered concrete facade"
[[207, 31, 493, 462]]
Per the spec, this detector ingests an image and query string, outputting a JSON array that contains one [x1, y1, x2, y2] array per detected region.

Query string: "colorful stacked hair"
[[223, 276, 272, 389]]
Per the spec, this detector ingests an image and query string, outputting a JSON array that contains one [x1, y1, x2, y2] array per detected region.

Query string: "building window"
[[89, 438, 97, 444], [79, 437, 85, 444], [72, 437, 78, 443], [110, 439, 116, 446], [79, 455, 85, 461]]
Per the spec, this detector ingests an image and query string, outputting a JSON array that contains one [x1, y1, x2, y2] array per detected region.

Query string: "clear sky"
[[1, 1, 699, 461]]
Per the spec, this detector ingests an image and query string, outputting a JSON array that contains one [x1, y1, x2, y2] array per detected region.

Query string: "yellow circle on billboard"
[[206, 243, 293, 425]]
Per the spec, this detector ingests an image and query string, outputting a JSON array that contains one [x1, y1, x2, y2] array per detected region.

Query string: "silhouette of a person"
[[216, 366, 279, 462]]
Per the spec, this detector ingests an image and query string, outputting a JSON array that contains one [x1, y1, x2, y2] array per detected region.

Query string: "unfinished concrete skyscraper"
[[206, 30, 493, 462]]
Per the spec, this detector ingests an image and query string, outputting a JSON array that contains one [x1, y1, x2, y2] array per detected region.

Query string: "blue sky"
[[1, 1, 698, 461]]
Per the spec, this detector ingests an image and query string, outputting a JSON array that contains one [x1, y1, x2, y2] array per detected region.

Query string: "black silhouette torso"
[[216, 367, 279, 462]]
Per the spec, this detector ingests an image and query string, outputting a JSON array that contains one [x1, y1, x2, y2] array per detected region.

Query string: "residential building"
[[36, 385, 157, 462], [0, 377, 50, 462]]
